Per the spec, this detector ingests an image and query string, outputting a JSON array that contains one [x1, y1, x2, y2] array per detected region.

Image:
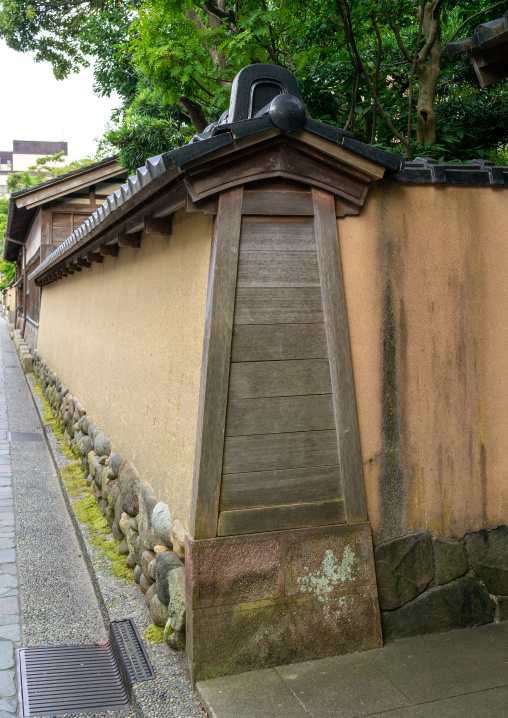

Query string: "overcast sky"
[[0, 41, 120, 161]]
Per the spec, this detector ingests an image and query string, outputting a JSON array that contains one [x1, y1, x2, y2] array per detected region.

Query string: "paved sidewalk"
[[197, 621, 508, 718], [0, 325, 20, 715]]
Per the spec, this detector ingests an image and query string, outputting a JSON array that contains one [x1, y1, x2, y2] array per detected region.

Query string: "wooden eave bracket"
[[144, 216, 172, 236], [118, 231, 141, 248]]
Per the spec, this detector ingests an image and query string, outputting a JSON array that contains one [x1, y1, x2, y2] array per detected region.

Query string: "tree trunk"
[[416, 60, 441, 144], [180, 96, 208, 132], [415, 2, 443, 145]]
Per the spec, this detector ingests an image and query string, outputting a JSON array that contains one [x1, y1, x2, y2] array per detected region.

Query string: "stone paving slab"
[[197, 622, 508, 718]]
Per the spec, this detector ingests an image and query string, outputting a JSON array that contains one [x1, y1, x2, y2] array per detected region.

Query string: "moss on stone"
[[145, 623, 165, 644], [74, 493, 134, 581], [31, 375, 133, 583]]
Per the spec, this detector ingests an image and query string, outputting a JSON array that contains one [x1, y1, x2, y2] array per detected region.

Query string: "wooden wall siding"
[[218, 205, 345, 536], [51, 211, 93, 245]]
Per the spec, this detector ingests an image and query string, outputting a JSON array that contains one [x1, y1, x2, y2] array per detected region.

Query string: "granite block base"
[[186, 522, 382, 682]]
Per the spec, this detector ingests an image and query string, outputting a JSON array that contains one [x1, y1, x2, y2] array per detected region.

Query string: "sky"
[[0, 41, 120, 161]]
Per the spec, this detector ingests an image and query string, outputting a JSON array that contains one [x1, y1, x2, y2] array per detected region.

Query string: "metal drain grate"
[[110, 619, 155, 688], [16, 621, 155, 717]]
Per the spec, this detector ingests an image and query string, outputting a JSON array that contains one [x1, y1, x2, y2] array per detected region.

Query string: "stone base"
[[185, 522, 382, 682]]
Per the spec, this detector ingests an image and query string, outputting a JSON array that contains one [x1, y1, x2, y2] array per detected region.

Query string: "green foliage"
[[1, 0, 507, 165], [100, 87, 192, 172], [144, 623, 165, 643], [7, 153, 96, 193], [0, 197, 15, 289]]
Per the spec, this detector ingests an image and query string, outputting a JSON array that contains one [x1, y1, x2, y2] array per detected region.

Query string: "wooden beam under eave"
[[144, 216, 172, 236], [100, 244, 119, 257], [76, 258, 91, 268], [118, 232, 141, 248], [87, 252, 103, 264]]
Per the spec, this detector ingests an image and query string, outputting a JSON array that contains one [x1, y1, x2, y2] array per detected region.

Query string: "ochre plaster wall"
[[340, 182, 508, 543], [38, 210, 213, 529]]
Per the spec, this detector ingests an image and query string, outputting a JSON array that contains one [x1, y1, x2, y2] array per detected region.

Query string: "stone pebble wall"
[[32, 350, 187, 650], [375, 527, 508, 640]]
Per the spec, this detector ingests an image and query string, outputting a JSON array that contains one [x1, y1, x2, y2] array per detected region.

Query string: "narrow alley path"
[[0, 317, 108, 715]]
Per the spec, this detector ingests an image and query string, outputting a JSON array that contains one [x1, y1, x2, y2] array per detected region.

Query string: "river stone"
[[108, 453, 123, 478], [141, 550, 156, 580], [144, 582, 156, 605], [140, 573, 153, 594], [150, 594, 169, 627], [152, 502, 172, 547], [74, 430, 85, 447], [434, 538, 468, 585], [464, 526, 508, 595], [99, 455, 108, 466], [119, 512, 130, 535], [81, 436, 93, 457], [86, 474, 94, 486], [92, 427, 102, 440], [133, 536, 143, 566], [133, 564, 142, 583], [95, 432, 111, 457], [99, 500, 108, 516], [381, 576, 496, 641], [170, 520, 186, 561], [77, 416, 89, 434], [168, 567, 186, 631], [156, 552, 184, 605], [498, 597, 508, 621], [164, 623, 185, 651], [93, 488, 102, 503], [94, 465, 104, 489], [118, 461, 140, 516], [112, 518, 124, 540], [118, 540, 129, 556], [138, 482, 158, 551], [128, 516, 138, 531], [126, 526, 139, 555], [375, 531, 434, 610]]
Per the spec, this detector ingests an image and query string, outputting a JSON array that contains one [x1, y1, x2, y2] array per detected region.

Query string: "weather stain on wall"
[[378, 280, 406, 542]]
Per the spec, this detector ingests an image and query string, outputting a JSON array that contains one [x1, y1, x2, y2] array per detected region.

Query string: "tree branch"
[[446, 0, 507, 46], [389, 20, 412, 63], [406, 0, 425, 155], [418, 0, 445, 63]]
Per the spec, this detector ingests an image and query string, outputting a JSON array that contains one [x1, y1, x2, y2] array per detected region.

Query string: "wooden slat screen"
[[218, 208, 345, 535]]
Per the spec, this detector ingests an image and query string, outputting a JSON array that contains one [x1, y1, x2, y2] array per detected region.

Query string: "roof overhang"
[[3, 157, 127, 263], [29, 124, 398, 286]]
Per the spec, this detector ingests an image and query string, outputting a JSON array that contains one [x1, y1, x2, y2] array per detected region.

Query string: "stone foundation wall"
[[32, 351, 188, 651], [375, 528, 508, 640]]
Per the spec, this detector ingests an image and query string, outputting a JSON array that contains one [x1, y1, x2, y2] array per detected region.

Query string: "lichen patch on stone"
[[297, 545, 356, 619]]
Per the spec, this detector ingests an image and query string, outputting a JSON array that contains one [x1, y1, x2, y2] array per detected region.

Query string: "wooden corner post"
[[190, 186, 244, 540], [312, 187, 367, 524]]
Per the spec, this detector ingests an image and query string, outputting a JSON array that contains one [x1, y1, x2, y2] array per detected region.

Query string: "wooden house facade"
[[3, 157, 128, 348]]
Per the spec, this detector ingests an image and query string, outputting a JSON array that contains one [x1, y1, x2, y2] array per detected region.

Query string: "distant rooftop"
[[12, 140, 68, 156]]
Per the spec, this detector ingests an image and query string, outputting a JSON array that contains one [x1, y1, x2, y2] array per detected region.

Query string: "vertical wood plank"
[[312, 187, 367, 523], [190, 186, 244, 539]]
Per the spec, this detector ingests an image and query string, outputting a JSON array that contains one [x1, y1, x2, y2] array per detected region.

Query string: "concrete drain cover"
[[16, 620, 154, 717], [9, 432, 44, 442]]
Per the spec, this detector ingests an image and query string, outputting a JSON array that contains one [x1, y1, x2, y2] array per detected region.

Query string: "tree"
[[6, 153, 94, 193], [1, 0, 507, 164], [0, 198, 15, 290]]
